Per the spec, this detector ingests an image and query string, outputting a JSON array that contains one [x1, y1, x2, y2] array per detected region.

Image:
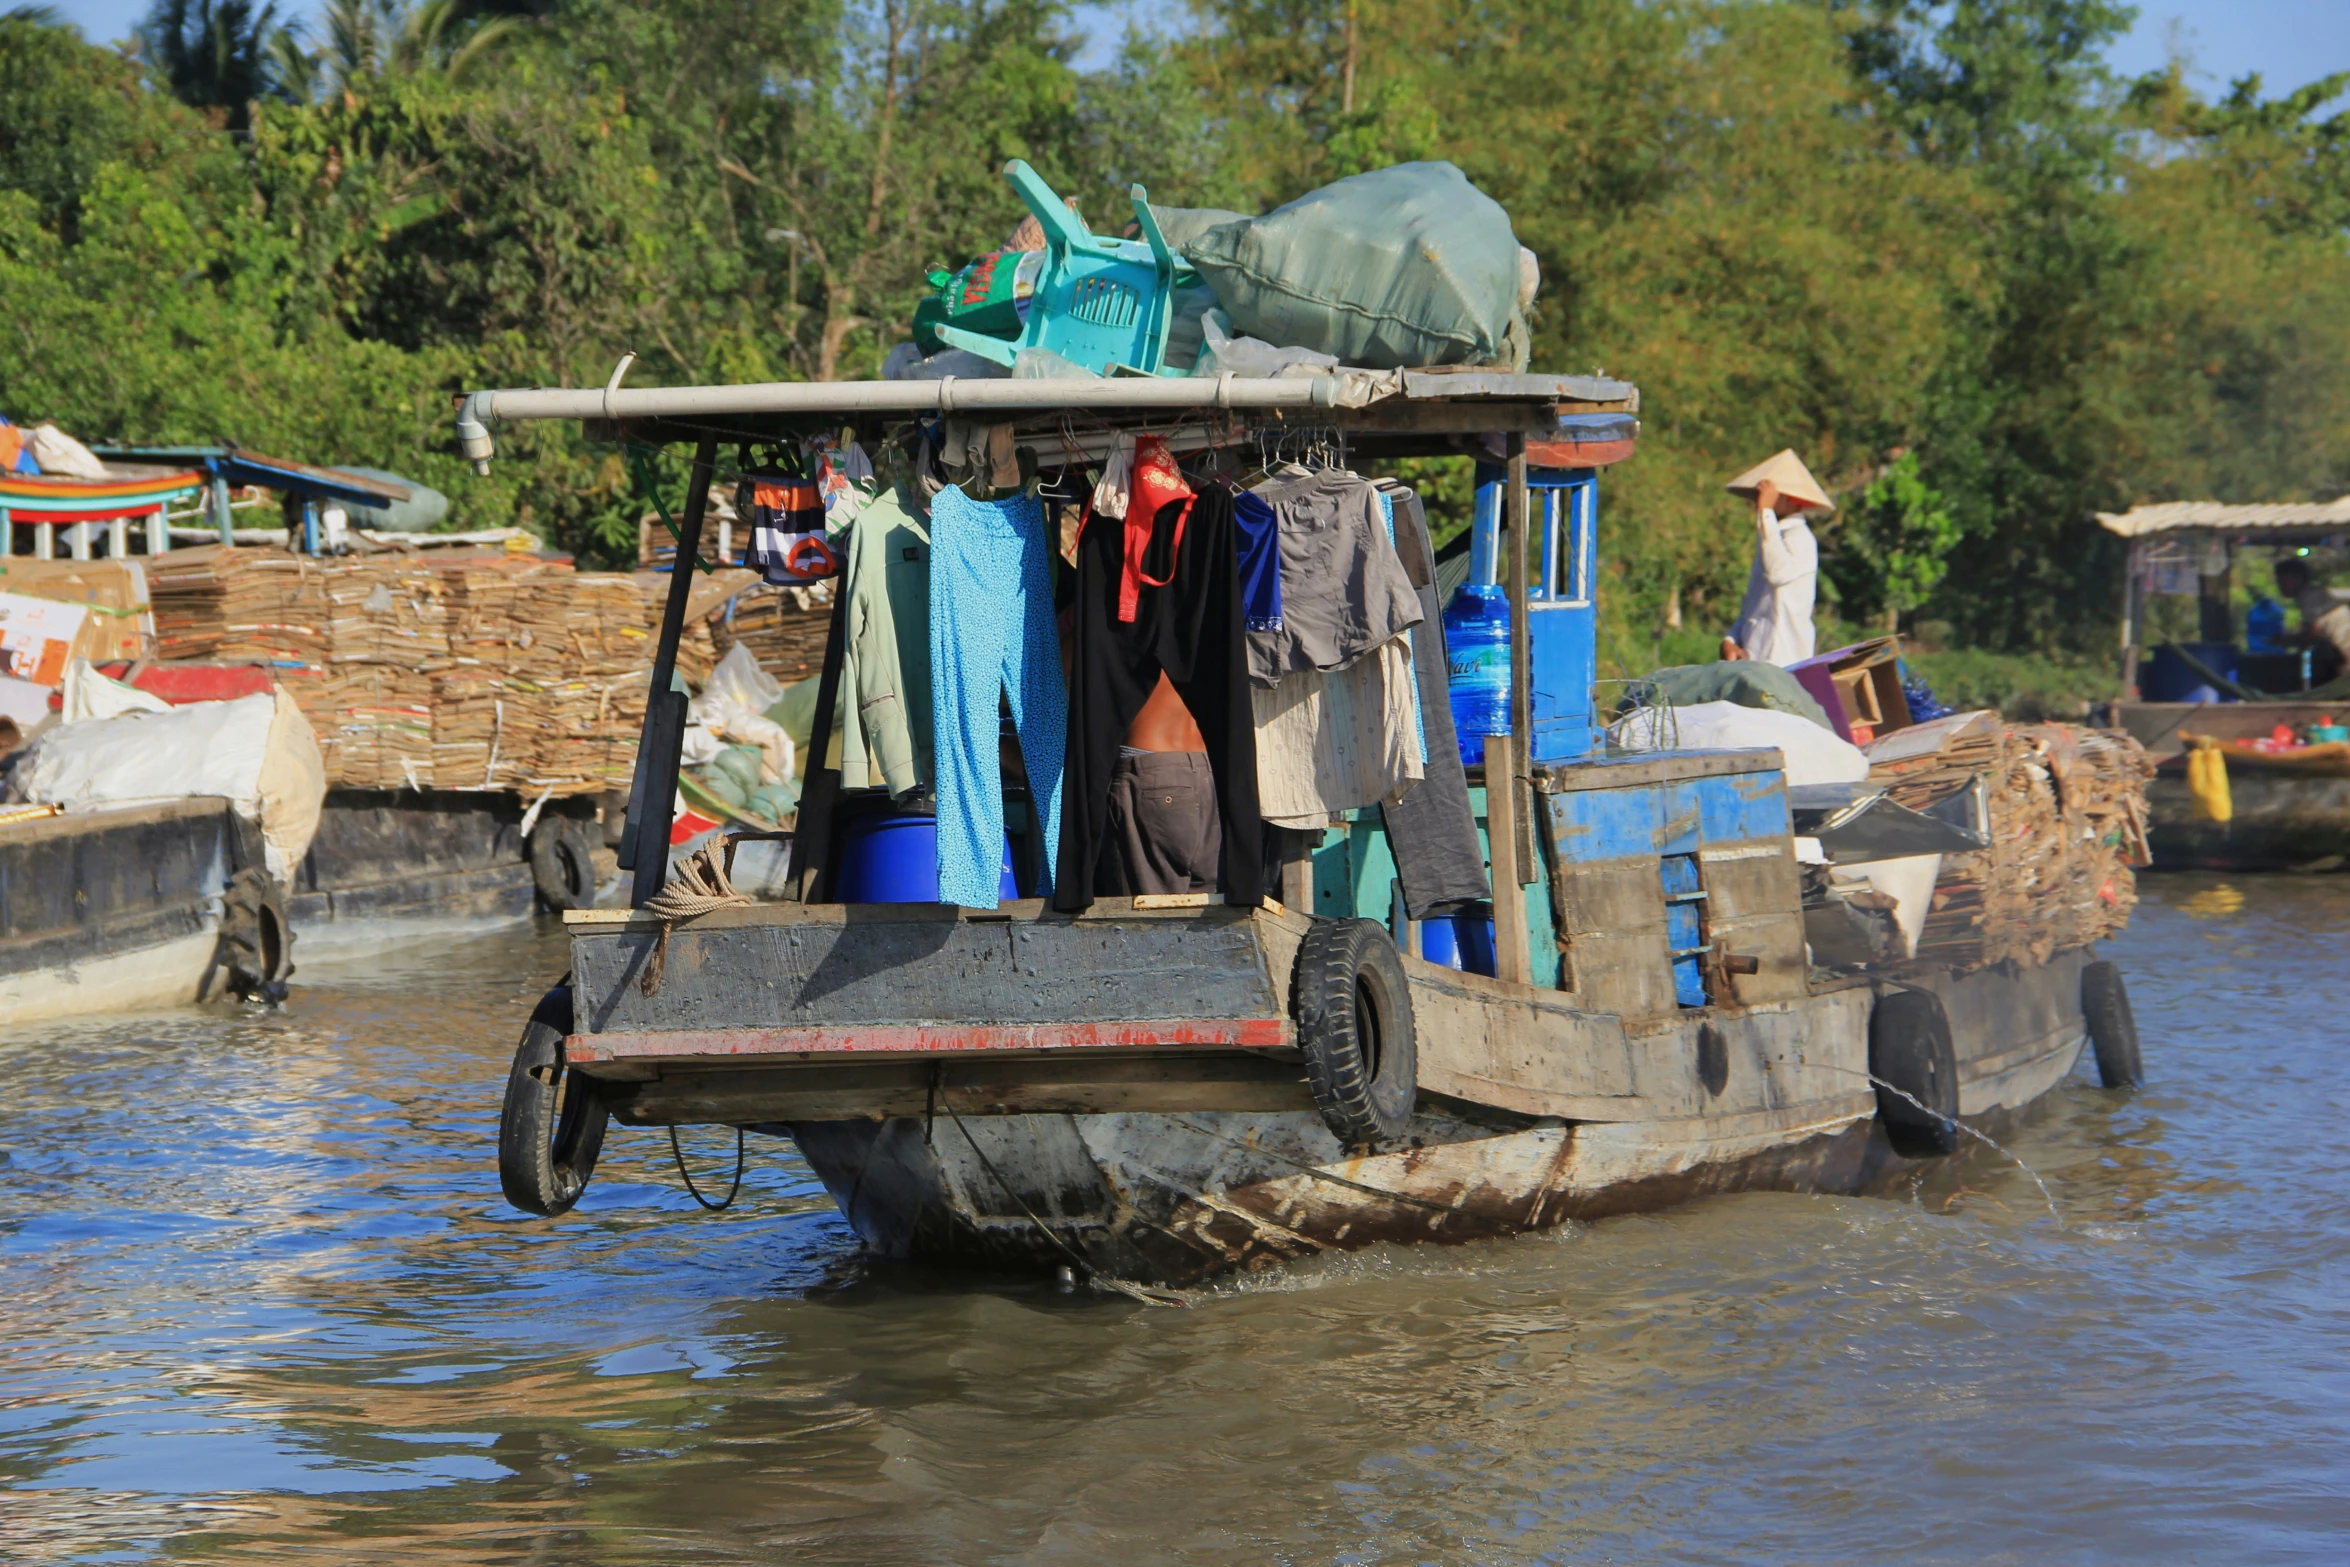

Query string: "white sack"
[[60, 658, 169, 722], [1610, 699, 1870, 787], [14, 687, 327, 879], [27, 423, 109, 479]]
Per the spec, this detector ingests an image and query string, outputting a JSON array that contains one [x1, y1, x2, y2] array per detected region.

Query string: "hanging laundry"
[[1247, 468, 1422, 684], [810, 435, 879, 525], [1252, 637, 1424, 830], [1371, 480, 1492, 917], [742, 467, 837, 584], [1233, 488, 1282, 634], [835, 485, 933, 800], [928, 485, 1066, 909], [1114, 434, 1195, 623], [939, 419, 1022, 491], [1090, 433, 1136, 520], [1058, 485, 1263, 912]]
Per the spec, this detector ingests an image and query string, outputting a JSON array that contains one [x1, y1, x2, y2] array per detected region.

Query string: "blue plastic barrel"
[[835, 813, 1018, 903], [1443, 583, 1511, 767], [2143, 643, 2238, 704], [1418, 913, 1497, 976]]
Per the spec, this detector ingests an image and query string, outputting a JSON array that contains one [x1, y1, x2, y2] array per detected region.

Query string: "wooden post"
[[789, 578, 854, 903], [1507, 434, 1532, 756], [627, 435, 719, 907], [1486, 731, 1532, 986]]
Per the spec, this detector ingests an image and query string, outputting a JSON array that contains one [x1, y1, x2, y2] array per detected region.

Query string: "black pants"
[[1108, 751, 1222, 894], [1056, 486, 1264, 911]]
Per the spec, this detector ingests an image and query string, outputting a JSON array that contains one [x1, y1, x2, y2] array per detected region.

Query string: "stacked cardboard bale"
[[709, 579, 834, 683], [147, 547, 669, 797], [1867, 715, 2154, 970], [147, 546, 330, 667]]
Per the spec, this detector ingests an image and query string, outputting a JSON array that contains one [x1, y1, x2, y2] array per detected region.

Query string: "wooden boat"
[[470, 368, 2146, 1285], [2101, 498, 2350, 871], [0, 798, 289, 1023]]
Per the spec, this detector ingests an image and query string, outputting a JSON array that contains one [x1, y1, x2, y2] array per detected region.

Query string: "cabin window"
[[1660, 851, 1710, 1007], [1542, 483, 1594, 607]]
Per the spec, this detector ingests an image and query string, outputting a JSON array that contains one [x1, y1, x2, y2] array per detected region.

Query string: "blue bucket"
[[835, 813, 1018, 903], [1418, 914, 1497, 976]]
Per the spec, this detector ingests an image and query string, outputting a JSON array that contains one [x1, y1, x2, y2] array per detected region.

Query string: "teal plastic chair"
[[931, 161, 1191, 378]]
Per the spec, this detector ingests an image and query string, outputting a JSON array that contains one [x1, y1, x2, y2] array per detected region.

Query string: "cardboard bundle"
[[284, 663, 434, 790], [504, 573, 650, 679], [322, 560, 449, 665], [1869, 718, 2154, 971], [428, 667, 529, 790], [711, 580, 834, 683], [147, 546, 329, 668], [524, 669, 651, 794]]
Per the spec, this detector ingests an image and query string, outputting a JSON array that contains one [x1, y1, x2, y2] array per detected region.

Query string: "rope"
[[939, 1097, 1189, 1308], [668, 1124, 745, 1211], [637, 843, 754, 996]]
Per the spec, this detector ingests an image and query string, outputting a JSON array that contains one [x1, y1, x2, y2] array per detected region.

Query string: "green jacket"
[[836, 485, 934, 797]]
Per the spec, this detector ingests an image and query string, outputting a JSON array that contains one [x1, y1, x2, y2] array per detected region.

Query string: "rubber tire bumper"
[[1292, 918, 1418, 1146], [530, 815, 600, 912], [1869, 986, 1961, 1158], [217, 866, 294, 1002], [2081, 960, 2144, 1088], [498, 982, 610, 1216]]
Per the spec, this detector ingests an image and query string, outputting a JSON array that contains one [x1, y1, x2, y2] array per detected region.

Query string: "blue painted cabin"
[[1301, 462, 1811, 1021]]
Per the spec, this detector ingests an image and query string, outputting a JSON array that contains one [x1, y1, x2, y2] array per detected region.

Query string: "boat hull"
[[783, 951, 2091, 1285]]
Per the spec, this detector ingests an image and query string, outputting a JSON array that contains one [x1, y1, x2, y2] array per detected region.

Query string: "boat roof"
[[91, 445, 413, 509], [454, 370, 1641, 471], [2097, 497, 2350, 543]]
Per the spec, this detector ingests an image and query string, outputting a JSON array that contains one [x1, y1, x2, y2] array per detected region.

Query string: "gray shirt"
[[1246, 470, 1423, 686]]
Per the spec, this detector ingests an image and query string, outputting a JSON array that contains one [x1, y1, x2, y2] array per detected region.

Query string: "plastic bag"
[[694, 643, 793, 783], [1193, 308, 1339, 379]]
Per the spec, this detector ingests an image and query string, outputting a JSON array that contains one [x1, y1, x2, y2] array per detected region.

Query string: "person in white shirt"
[[1723, 476, 1820, 665]]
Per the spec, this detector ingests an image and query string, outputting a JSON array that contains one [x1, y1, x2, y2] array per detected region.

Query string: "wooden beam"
[[1486, 731, 1532, 987], [628, 433, 717, 906], [790, 575, 854, 902]]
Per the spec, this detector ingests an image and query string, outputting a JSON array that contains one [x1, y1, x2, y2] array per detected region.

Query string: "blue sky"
[[47, 0, 2350, 104]]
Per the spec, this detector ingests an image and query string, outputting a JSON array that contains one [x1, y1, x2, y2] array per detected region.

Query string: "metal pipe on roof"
[[454, 375, 1342, 474]]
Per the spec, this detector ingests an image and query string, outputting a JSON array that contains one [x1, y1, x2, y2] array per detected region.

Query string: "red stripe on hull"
[[568, 1017, 1293, 1064]]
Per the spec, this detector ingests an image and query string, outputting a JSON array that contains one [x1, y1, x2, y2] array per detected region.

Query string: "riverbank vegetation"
[[3, 0, 2346, 676]]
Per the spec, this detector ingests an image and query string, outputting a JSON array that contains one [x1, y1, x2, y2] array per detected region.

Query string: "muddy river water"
[[2, 875, 2345, 1563]]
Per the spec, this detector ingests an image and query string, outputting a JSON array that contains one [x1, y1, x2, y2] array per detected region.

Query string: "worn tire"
[[498, 982, 609, 1216], [2082, 961, 2144, 1089], [1293, 918, 1418, 1146], [530, 816, 600, 912], [1869, 986, 1960, 1158], [218, 866, 294, 1002]]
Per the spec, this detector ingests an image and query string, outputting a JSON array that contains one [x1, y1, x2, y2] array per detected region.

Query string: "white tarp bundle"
[[10, 677, 327, 879], [1610, 699, 1871, 787]]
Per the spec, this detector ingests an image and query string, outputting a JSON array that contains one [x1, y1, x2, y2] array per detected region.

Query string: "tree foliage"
[[0, 0, 2344, 646]]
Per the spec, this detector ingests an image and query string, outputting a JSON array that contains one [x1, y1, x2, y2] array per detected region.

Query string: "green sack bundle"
[[1180, 162, 1528, 371]]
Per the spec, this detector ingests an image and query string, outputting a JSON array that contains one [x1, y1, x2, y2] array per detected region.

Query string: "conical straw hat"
[[1725, 449, 1834, 513]]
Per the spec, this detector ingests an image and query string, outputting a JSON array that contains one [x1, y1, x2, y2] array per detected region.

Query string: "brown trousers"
[[1105, 750, 1222, 895]]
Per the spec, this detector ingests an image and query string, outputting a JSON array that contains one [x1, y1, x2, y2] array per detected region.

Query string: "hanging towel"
[[928, 485, 1066, 908]]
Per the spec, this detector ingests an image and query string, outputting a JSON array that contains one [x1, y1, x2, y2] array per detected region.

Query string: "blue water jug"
[[2247, 595, 2286, 654], [1443, 583, 1511, 768]]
